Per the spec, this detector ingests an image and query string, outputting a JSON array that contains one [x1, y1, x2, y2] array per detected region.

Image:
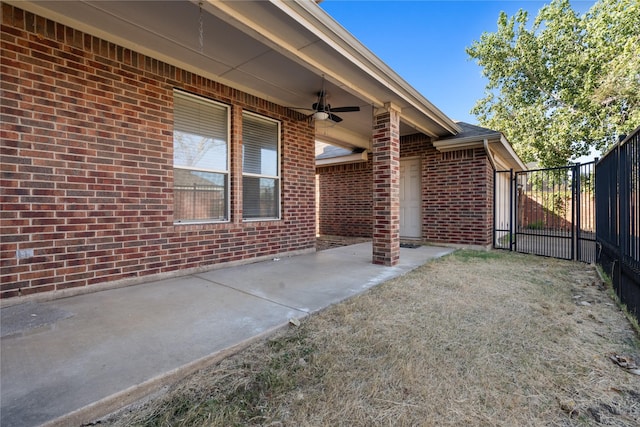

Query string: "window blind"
[[174, 90, 228, 171], [242, 113, 278, 176]]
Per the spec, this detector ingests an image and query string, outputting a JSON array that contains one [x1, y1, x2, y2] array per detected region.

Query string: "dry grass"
[[103, 250, 640, 426]]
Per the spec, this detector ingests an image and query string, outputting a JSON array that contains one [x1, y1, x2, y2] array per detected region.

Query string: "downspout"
[[485, 139, 498, 250], [483, 139, 496, 170]]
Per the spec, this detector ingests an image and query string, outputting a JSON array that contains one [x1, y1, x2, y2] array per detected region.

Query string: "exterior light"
[[313, 111, 329, 121]]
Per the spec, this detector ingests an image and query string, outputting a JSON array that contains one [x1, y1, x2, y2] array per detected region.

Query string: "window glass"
[[242, 176, 279, 219], [173, 90, 229, 222], [242, 113, 280, 220]]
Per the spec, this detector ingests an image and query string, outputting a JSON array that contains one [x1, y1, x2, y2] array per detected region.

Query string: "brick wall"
[[400, 133, 493, 247], [0, 5, 316, 299], [316, 133, 495, 247], [423, 146, 494, 247], [316, 158, 373, 237]]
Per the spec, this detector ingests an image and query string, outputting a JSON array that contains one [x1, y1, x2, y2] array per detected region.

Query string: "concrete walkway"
[[0, 243, 453, 427]]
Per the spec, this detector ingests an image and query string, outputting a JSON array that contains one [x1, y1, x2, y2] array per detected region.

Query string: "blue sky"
[[320, 0, 596, 125]]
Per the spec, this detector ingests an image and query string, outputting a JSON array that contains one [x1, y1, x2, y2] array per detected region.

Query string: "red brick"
[[318, 134, 494, 248], [1, 4, 316, 299]]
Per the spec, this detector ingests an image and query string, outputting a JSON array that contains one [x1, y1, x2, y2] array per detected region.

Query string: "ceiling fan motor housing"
[[307, 86, 359, 122]]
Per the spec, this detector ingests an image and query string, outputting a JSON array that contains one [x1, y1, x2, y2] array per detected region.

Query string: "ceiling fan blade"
[[305, 76, 355, 123], [328, 113, 343, 123], [330, 106, 360, 113]]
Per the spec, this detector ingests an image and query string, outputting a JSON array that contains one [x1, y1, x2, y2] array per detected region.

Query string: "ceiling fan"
[[303, 77, 360, 123]]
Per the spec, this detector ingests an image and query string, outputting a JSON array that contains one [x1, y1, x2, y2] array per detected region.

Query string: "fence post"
[[493, 169, 497, 249], [574, 163, 580, 261], [618, 144, 628, 292], [509, 169, 514, 251]]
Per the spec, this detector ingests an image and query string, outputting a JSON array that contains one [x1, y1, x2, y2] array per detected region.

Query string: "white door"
[[400, 159, 422, 238]]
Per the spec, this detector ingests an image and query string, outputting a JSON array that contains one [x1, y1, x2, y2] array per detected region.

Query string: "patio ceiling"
[[14, 0, 461, 150]]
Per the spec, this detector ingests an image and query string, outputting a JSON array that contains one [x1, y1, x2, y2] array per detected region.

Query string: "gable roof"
[[433, 122, 526, 171], [438, 122, 501, 141]]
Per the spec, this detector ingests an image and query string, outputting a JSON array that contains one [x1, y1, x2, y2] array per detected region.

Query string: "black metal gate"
[[494, 162, 596, 262]]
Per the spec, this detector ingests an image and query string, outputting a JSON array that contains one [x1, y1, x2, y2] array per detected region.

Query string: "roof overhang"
[[9, 0, 461, 150], [433, 133, 527, 171], [316, 150, 368, 167]]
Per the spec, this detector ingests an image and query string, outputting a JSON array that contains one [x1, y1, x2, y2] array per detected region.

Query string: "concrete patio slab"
[[0, 243, 453, 427]]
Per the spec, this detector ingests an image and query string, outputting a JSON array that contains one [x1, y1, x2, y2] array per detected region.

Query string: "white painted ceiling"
[[16, 0, 460, 149]]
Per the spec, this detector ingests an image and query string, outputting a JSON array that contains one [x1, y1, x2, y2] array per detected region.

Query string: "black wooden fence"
[[596, 126, 640, 319]]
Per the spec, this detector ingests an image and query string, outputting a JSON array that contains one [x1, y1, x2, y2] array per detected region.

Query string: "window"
[[242, 112, 280, 220], [173, 90, 229, 223]]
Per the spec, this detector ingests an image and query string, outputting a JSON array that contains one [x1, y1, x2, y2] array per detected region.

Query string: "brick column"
[[372, 103, 400, 266]]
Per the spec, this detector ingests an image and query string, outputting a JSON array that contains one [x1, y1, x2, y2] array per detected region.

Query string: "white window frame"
[[173, 89, 230, 224], [242, 111, 281, 221]]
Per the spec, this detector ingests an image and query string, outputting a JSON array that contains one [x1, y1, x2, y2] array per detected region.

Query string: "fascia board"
[[433, 140, 484, 152], [432, 133, 501, 152], [316, 151, 368, 167], [266, 0, 461, 135], [499, 135, 527, 171], [202, 1, 384, 108], [433, 133, 526, 171]]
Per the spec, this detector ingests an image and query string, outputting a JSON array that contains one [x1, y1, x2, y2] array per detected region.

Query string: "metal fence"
[[494, 162, 596, 263], [595, 126, 640, 320]]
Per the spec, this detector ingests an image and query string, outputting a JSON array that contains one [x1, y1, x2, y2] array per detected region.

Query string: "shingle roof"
[[316, 145, 354, 160], [437, 122, 501, 141]]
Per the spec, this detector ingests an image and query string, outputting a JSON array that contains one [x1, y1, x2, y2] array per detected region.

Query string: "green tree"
[[467, 0, 640, 167]]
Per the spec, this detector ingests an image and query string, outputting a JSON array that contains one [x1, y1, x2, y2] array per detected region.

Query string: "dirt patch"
[[316, 235, 372, 251], [101, 250, 640, 426]]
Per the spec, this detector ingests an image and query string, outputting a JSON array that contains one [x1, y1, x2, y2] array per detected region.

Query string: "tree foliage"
[[467, 0, 639, 167]]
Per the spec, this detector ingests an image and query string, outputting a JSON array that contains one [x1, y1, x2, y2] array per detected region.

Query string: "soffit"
[[13, 0, 460, 148]]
